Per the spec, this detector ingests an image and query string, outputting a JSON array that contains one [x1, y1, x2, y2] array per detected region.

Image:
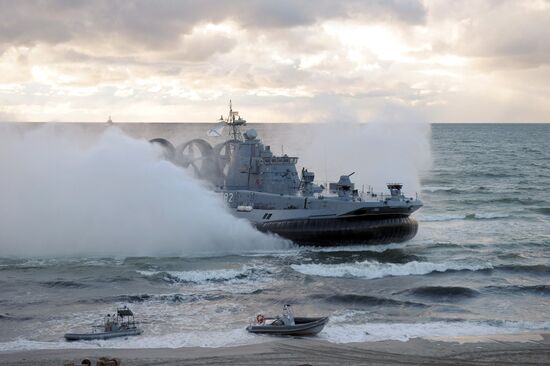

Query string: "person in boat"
[[262, 305, 295, 326], [104, 314, 114, 332]]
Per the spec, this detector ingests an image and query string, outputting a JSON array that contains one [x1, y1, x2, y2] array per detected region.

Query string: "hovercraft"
[[150, 101, 423, 246]]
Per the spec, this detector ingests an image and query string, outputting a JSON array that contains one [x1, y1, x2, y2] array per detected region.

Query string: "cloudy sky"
[[0, 0, 549, 123]]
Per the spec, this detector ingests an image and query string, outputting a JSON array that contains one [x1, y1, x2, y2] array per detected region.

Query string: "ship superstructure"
[[151, 102, 422, 245]]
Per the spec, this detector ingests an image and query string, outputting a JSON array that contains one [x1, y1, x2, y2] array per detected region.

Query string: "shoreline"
[[1, 332, 549, 366]]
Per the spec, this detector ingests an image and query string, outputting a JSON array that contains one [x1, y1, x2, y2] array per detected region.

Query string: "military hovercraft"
[[150, 102, 422, 246]]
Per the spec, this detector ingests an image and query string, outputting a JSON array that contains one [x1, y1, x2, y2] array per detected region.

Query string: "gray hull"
[[246, 317, 328, 336], [256, 216, 418, 246], [64, 328, 143, 341]]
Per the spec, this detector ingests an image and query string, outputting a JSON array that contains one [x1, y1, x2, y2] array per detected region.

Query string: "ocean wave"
[[420, 213, 510, 222], [419, 214, 464, 222], [136, 266, 275, 294], [0, 313, 33, 321], [421, 186, 491, 194], [496, 264, 550, 275], [0, 257, 124, 270], [484, 285, 550, 296], [82, 293, 226, 304], [422, 186, 462, 194], [465, 213, 510, 220], [322, 319, 550, 343], [0, 328, 265, 351], [2, 318, 549, 351], [456, 197, 540, 206], [403, 286, 479, 299], [137, 266, 269, 284], [468, 171, 521, 178], [311, 293, 427, 307], [290, 260, 493, 280], [304, 243, 407, 253], [304, 249, 420, 265], [529, 207, 550, 216], [40, 280, 89, 288]]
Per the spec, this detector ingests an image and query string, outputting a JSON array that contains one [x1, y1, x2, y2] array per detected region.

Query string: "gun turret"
[[300, 168, 323, 196], [329, 173, 356, 199]]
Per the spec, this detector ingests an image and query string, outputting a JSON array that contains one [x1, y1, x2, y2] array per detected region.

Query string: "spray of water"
[[290, 104, 432, 195], [0, 125, 286, 257]]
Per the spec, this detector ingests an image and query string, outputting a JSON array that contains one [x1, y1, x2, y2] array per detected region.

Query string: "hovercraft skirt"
[[256, 216, 418, 246]]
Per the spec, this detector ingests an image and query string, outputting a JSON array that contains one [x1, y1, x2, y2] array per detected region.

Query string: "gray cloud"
[[427, 0, 550, 69], [0, 0, 426, 48], [1, 0, 549, 123]]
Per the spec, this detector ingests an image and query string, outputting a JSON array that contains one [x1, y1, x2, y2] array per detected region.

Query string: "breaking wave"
[[137, 266, 271, 284], [0, 328, 264, 351], [323, 318, 550, 343], [81, 293, 226, 304], [291, 260, 493, 280], [303, 249, 420, 265]]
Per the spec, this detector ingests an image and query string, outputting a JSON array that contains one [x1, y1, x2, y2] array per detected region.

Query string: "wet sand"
[[1, 333, 549, 365]]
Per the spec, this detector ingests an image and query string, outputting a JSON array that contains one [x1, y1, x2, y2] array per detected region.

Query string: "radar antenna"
[[222, 99, 247, 141]]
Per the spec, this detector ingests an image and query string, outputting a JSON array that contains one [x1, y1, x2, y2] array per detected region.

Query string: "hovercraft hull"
[[255, 216, 418, 246], [246, 317, 328, 336]]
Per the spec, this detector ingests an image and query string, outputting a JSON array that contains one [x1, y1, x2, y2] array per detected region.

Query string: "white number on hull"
[[223, 192, 234, 203]]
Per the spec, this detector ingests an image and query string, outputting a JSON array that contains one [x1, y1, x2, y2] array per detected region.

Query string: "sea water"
[[0, 123, 548, 350]]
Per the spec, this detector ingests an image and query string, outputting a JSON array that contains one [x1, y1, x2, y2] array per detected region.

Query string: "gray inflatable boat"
[[64, 306, 143, 341], [246, 305, 328, 336]]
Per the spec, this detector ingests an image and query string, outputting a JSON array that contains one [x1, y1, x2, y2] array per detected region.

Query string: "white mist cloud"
[[0, 125, 286, 257], [287, 103, 431, 195]]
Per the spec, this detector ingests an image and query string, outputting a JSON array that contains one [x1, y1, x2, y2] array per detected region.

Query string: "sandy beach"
[[1, 333, 549, 365]]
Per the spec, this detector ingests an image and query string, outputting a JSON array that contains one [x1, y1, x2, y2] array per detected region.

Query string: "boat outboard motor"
[[282, 305, 295, 326]]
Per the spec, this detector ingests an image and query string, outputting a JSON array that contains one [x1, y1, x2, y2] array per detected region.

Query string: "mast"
[[225, 99, 245, 141], [230, 100, 237, 140]]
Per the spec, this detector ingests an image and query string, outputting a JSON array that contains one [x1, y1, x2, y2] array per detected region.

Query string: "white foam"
[[0, 329, 266, 352], [322, 319, 550, 343], [138, 267, 254, 283], [291, 260, 493, 279], [3, 319, 549, 351], [137, 265, 276, 294]]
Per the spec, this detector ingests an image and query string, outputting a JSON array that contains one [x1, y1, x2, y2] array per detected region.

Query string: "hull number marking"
[[224, 193, 234, 203]]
